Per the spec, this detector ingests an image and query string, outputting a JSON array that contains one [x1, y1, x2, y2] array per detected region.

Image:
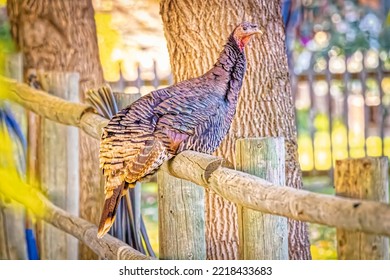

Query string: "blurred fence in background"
[[291, 50, 390, 175], [108, 61, 172, 96]]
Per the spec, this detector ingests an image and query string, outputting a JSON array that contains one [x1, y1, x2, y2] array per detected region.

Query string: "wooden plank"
[[65, 73, 80, 260], [335, 157, 389, 259], [236, 138, 288, 260], [2, 205, 27, 259], [0, 202, 27, 260], [38, 72, 80, 259], [27, 109, 41, 259], [3, 53, 25, 135], [157, 170, 206, 260], [0, 52, 27, 260], [0, 202, 8, 259]]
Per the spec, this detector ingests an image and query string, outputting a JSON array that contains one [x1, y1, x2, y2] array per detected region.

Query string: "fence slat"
[[0, 52, 27, 260], [377, 58, 385, 155], [343, 55, 350, 158], [360, 51, 369, 156], [38, 72, 80, 259], [236, 138, 288, 260], [157, 170, 206, 260], [335, 157, 389, 259]]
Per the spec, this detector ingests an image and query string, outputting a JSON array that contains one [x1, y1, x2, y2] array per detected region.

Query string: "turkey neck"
[[209, 34, 247, 115]]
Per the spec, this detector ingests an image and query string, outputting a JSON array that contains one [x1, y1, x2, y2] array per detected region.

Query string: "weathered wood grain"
[[0, 52, 27, 260], [0, 75, 108, 139], [0, 202, 27, 260], [335, 157, 389, 260], [157, 171, 206, 260], [157, 150, 221, 259], [0, 204, 8, 259], [38, 72, 80, 259], [236, 138, 288, 260]]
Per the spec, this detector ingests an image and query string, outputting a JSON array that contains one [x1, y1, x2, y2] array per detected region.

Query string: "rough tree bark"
[[160, 0, 311, 259], [7, 0, 104, 259]]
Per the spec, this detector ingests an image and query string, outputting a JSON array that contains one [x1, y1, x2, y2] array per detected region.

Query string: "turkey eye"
[[243, 26, 247, 31]]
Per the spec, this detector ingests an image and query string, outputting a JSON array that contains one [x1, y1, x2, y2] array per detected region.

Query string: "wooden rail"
[[0, 76, 108, 139], [1, 75, 390, 260], [0, 167, 152, 260], [159, 151, 390, 237]]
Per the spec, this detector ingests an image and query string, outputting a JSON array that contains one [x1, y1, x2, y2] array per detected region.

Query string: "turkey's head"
[[233, 22, 263, 51]]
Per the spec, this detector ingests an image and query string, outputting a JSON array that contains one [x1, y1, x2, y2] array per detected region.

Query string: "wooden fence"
[[290, 51, 390, 175], [0, 75, 389, 260]]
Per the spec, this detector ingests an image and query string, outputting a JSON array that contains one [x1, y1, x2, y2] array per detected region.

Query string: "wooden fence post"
[[38, 72, 80, 259], [236, 137, 288, 260], [335, 157, 389, 260], [157, 170, 206, 260], [0, 52, 27, 260]]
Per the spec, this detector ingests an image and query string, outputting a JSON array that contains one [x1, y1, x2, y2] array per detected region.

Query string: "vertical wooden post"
[[38, 72, 80, 259], [335, 157, 389, 260], [65, 74, 80, 260], [157, 170, 206, 260], [236, 137, 288, 260], [0, 52, 27, 260]]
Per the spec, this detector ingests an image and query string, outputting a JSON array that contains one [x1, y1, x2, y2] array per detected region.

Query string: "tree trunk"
[[160, 0, 311, 260], [7, 0, 104, 259]]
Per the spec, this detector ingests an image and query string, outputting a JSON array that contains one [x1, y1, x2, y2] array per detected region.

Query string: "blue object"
[[4, 106, 27, 150], [1, 105, 40, 260], [25, 229, 39, 260], [282, 0, 292, 27]]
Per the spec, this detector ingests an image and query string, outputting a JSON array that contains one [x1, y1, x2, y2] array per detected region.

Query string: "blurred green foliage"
[[310, 224, 337, 260], [296, 0, 387, 56]]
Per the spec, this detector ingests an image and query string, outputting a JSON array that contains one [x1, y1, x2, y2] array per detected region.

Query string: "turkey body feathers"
[[98, 23, 258, 238]]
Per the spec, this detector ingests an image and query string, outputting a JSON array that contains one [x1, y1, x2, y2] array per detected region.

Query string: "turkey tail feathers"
[[97, 182, 128, 238]]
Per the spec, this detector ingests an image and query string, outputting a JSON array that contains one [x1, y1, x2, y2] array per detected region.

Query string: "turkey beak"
[[250, 25, 263, 36]]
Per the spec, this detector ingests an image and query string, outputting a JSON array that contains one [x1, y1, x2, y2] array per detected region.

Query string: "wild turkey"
[[98, 22, 262, 238]]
